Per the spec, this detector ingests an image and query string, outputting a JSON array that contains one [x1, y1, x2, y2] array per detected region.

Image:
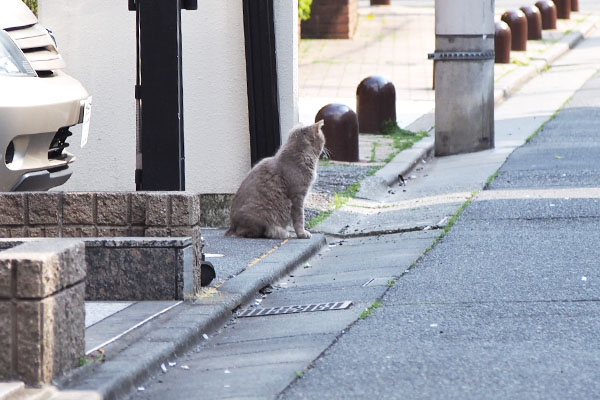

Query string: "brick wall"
[[301, 0, 359, 39]]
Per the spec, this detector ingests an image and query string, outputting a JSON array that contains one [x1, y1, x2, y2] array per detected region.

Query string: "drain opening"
[[237, 301, 353, 318]]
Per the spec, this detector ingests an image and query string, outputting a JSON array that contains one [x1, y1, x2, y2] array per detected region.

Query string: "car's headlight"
[[0, 29, 36, 77]]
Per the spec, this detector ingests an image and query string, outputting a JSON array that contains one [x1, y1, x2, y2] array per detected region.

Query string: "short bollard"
[[571, 0, 579, 11], [536, 0, 558, 29], [553, 0, 571, 19], [495, 21, 512, 63], [501, 10, 528, 51], [315, 104, 359, 162], [356, 75, 396, 134], [520, 5, 543, 40]]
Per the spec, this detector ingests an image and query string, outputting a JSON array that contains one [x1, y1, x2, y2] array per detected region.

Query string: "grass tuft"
[[358, 300, 382, 320], [380, 120, 429, 163], [305, 210, 333, 229]]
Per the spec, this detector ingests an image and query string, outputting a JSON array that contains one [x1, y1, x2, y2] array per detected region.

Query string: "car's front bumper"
[[0, 70, 89, 191]]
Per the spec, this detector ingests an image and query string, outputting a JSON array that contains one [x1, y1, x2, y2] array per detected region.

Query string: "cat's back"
[[231, 156, 283, 206]]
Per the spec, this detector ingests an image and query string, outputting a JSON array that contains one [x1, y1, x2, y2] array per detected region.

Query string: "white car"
[[0, 0, 90, 191]]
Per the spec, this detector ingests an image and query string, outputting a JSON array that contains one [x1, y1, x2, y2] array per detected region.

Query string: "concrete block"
[[146, 193, 169, 226], [27, 193, 61, 225], [83, 238, 196, 300], [78, 227, 98, 237], [26, 227, 45, 238], [45, 227, 59, 237], [15, 283, 85, 385], [96, 192, 129, 225], [9, 228, 25, 238], [61, 226, 78, 237], [170, 193, 200, 226], [0, 239, 86, 385], [0, 194, 25, 225], [62, 193, 94, 225], [97, 226, 131, 237], [131, 226, 145, 236], [169, 227, 194, 238], [0, 260, 11, 298], [0, 302, 11, 378], [145, 227, 169, 237], [6, 240, 86, 298], [15, 300, 46, 383], [130, 193, 147, 225]]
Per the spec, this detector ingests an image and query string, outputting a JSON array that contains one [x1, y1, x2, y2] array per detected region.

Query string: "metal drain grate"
[[237, 301, 352, 318]]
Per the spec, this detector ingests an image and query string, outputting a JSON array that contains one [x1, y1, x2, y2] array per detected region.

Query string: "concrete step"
[[0, 382, 25, 400], [0, 383, 100, 400]]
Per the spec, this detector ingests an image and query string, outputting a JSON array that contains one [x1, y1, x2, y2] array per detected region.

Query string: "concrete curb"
[[368, 14, 600, 189], [58, 235, 327, 400]]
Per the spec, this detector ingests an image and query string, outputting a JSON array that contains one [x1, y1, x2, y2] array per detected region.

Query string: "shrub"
[[299, 0, 312, 21], [23, 0, 38, 16]]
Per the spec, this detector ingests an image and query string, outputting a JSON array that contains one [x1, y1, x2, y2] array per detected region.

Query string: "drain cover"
[[237, 301, 352, 318]]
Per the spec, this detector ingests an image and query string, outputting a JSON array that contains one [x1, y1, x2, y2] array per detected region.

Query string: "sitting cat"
[[226, 120, 326, 239]]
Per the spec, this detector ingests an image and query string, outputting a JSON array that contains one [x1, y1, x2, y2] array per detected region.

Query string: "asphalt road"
[[280, 72, 600, 399]]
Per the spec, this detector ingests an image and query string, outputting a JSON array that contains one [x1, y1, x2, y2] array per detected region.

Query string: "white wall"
[[181, 3, 250, 194], [39, 1, 137, 191], [39, 1, 298, 194], [274, 0, 299, 141]]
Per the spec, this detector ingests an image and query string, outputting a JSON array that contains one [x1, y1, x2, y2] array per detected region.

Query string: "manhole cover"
[[237, 301, 352, 318]]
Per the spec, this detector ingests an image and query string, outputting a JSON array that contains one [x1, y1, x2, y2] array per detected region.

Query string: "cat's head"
[[286, 120, 326, 157], [306, 120, 326, 156]]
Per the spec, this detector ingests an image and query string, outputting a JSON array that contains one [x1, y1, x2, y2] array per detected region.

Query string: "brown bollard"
[[495, 21, 512, 63], [536, 0, 558, 29], [571, 0, 579, 11], [356, 75, 396, 134], [501, 10, 528, 51], [553, 0, 571, 19], [520, 5, 543, 40], [315, 104, 359, 162]]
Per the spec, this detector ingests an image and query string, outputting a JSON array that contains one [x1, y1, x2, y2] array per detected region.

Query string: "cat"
[[225, 120, 326, 239]]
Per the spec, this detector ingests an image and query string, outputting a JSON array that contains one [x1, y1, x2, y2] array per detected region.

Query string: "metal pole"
[[129, 0, 197, 191], [431, 0, 495, 156]]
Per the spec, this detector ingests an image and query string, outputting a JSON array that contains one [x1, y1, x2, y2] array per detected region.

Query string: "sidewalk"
[[10, 4, 598, 399]]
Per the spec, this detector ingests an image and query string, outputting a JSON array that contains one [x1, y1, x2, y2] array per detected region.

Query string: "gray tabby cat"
[[226, 120, 326, 239]]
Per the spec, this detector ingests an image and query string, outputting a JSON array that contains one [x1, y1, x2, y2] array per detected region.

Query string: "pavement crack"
[[323, 225, 443, 239]]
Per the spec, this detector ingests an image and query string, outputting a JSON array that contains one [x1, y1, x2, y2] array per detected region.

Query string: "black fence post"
[[130, 0, 196, 191], [243, 0, 281, 165]]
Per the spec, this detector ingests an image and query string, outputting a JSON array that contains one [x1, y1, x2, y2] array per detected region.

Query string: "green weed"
[[358, 300, 382, 320], [306, 210, 333, 229]]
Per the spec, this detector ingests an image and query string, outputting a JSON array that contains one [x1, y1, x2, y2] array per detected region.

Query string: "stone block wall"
[[301, 0, 359, 39], [84, 238, 194, 301], [0, 239, 86, 386], [0, 192, 203, 292]]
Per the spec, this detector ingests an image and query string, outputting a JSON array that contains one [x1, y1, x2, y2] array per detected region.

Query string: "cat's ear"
[[315, 120, 325, 129]]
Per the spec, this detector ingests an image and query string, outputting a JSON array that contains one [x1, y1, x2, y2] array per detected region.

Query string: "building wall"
[[38, 0, 297, 194], [274, 0, 299, 142]]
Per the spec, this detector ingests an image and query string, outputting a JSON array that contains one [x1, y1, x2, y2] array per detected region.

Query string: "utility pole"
[[129, 0, 197, 191], [430, 0, 495, 156]]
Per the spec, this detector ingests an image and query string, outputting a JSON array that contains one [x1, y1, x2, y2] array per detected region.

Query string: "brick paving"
[[298, 0, 595, 127]]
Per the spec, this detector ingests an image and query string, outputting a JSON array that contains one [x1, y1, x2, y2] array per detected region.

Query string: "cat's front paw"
[[296, 230, 312, 239]]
